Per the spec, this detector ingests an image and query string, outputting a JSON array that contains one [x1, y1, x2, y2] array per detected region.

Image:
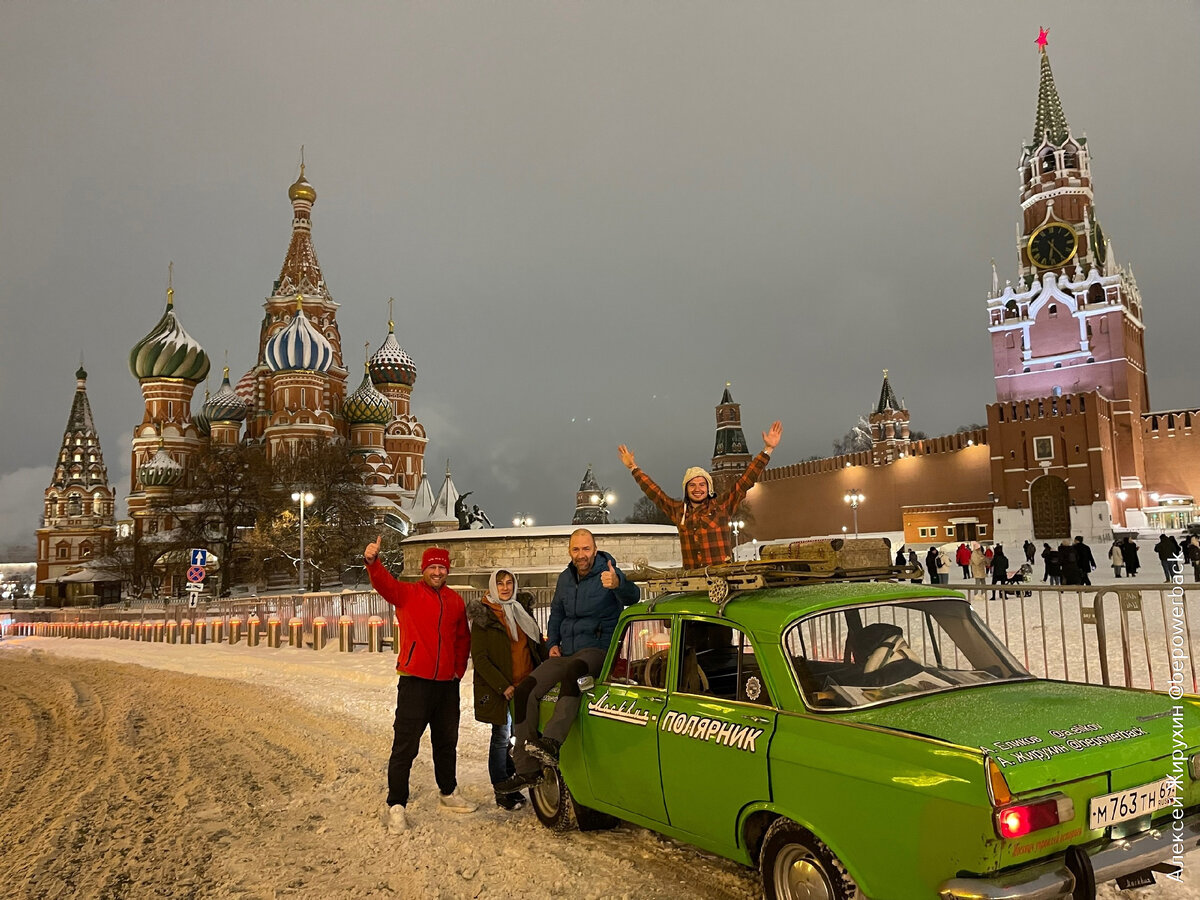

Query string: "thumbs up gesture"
[[601, 559, 619, 590], [365, 534, 383, 564]]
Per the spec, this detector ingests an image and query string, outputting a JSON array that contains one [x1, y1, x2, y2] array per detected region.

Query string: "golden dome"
[[288, 163, 316, 203]]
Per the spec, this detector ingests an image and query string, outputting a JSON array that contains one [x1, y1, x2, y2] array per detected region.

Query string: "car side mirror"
[[577, 675, 595, 692]]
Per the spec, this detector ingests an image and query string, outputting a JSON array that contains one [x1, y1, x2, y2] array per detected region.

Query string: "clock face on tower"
[[1028, 222, 1078, 269]]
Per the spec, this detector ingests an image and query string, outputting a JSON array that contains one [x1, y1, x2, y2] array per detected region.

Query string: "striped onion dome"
[[138, 445, 184, 488], [368, 321, 417, 386], [129, 288, 211, 383], [235, 367, 257, 405], [203, 367, 249, 422], [265, 298, 334, 373], [343, 366, 393, 426], [193, 389, 212, 437]]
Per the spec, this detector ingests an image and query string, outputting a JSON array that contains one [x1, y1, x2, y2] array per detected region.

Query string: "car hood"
[[841, 681, 1200, 793]]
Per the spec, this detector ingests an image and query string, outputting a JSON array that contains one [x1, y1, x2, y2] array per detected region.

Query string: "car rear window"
[[784, 598, 1030, 709]]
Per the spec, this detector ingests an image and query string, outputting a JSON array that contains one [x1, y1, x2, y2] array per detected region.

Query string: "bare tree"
[[248, 438, 374, 591], [624, 495, 675, 526]]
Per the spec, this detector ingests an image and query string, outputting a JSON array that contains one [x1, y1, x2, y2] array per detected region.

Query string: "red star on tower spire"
[[1035, 27, 1049, 50]]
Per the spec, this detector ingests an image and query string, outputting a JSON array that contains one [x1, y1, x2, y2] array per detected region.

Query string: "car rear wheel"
[[760, 818, 860, 900]]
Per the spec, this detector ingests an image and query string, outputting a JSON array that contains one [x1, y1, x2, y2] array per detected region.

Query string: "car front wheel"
[[530, 766, 577, 832], [760, 818, 860, 900]]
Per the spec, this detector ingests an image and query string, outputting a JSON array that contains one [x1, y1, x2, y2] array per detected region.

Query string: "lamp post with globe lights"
[[590, 491, 617, 524], [291, 491, 315, 592], [844, 490, 864, 538], [730, 519, 746, 547], [512, 514, 534, 528]]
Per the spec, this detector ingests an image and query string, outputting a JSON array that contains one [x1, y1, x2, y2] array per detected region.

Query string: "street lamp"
[[843, 490, 864, 538], [291, 490, 314, 593], [589, 491, 617, 524], [512, 514, 534, 527], [730, 519, 746, 546]]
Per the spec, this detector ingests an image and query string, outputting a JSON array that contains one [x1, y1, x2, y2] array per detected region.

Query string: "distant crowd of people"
[[912, 532, 1200, 588]]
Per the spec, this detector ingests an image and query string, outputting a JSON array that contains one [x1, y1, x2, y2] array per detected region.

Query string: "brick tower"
[[711, 384, 752, 496], [985, 33, 1150, 543]]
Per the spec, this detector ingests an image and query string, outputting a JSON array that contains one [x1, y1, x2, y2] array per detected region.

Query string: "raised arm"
[[620, 444, 683, 523], [724, 421, 783, 509]]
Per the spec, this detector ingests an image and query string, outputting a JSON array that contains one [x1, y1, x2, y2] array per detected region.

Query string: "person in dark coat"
[[989, 544, 1009, 600], [1185, 537, 1200, 583], [1155, 533, 1182, 581], [1073, 536, 1096, 586], [1058, 540, 1081, 586], [925, 547, 940, 584], [1042, 543, 1061, 584], [1121, 538, 1141, 576], [907, 548, 921, 584], [1023, 540, 1036, 566], [467, 569, 546, 809], [895, 547, 906, 568]]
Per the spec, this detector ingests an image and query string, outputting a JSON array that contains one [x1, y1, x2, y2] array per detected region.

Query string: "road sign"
[[184, 582, 205, 593], [188, 595, 198, 608], [190, 549, 208, 567], [186, 565, 206, 583]]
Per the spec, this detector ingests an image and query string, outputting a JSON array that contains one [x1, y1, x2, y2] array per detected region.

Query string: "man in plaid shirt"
[[618, 421, 782, 569]]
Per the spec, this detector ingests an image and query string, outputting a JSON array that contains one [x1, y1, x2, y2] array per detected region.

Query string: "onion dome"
[[129, 286, 211, 383], [203, 367, 249, 422], [235, 367, 257, 406], [288, 163, 317, 203], [138, 443, 184, 488], [369, 320, 417, 386], [265, 296, 334, 373], [194, 389, 212, 437], [343, 365, 394, 426]]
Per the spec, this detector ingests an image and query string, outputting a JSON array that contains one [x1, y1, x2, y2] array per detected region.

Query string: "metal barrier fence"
[[5, 581, 1196, 695]]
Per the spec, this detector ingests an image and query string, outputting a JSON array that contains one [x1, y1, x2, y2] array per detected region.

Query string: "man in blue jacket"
[[499, 528, 640, 789]]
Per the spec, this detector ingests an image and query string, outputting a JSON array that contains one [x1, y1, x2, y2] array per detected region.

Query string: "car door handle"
[[744, 715, 771, 724]]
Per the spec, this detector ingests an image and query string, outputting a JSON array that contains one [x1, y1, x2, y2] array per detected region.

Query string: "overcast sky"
[[1, 2, 1197, 553]]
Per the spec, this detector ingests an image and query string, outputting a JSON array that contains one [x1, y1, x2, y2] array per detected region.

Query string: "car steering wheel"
[[641, 649, 669, 688]]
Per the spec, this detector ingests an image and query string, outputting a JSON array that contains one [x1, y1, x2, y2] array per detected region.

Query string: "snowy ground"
[[2, 588, 1199, 898]]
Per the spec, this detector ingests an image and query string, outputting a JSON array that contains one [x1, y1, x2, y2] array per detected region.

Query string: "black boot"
[[494, 791, 527, 810]]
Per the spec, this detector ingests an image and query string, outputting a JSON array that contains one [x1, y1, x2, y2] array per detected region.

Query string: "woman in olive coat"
[[467, 569, 546, 809]]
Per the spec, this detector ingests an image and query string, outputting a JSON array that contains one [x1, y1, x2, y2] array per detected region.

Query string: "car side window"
[[677, 620, 772, 706], [606, 618, 672, 688]]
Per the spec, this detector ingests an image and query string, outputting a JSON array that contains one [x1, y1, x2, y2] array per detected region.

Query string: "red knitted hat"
[[420, 547, 451, 571]]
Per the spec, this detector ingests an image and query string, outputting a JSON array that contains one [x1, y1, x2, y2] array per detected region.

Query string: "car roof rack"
[[631, 538, 923, 615]]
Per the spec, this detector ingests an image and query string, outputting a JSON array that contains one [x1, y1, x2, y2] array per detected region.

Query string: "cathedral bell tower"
[[985, 31, 1150, 541]]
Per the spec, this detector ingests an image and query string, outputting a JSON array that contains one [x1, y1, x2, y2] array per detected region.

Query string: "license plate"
[[1088, 777, 1176, 830]]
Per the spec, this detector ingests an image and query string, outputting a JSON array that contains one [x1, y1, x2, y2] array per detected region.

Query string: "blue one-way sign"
[[190, 548, 208, 567]]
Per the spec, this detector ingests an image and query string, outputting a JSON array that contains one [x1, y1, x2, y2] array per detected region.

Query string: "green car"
[[529, 581, 1200, 899]]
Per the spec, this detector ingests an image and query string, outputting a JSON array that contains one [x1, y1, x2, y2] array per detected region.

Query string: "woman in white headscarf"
[[467, 568, 546, 809]]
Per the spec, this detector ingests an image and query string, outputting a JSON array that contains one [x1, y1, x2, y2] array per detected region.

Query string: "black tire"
[[760, 819, 860, 900], [574, 799, 619, 832], [529, 765, 577, 832]]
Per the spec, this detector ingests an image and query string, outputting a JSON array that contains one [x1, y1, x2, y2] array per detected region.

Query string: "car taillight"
[[995, 795, 1075, 839]]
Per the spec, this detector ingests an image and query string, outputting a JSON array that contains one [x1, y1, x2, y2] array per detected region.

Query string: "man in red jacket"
[[365, 535, 475, 832]]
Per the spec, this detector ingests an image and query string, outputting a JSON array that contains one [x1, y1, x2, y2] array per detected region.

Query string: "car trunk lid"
[[841, 681, 1196, 793]]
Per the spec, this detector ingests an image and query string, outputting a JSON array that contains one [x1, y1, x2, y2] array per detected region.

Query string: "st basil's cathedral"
[[37, 164, 439, 599]]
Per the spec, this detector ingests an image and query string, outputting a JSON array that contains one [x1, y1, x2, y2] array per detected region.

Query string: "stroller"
[[999, 563, 1033, 597]]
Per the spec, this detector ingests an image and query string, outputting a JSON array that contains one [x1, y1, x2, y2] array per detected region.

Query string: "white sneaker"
[[438, 789, 478, 813], [385, 803, 409, 833]]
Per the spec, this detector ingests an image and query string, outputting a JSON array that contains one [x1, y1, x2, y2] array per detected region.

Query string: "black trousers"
[[387, 676, 460, 807]]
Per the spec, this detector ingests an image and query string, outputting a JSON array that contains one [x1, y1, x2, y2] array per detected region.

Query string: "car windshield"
[[785, 598, 1032, 709]]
